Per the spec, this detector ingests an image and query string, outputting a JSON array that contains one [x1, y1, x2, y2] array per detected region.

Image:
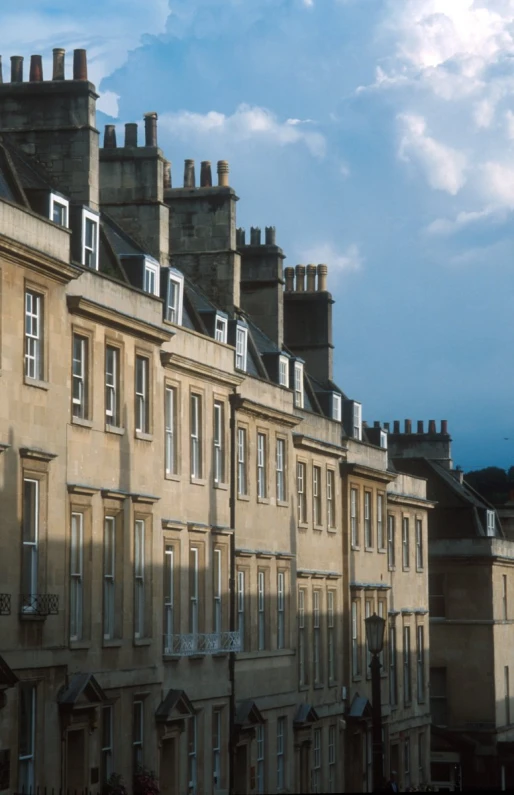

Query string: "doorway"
[[66, 729, 86, 791], [234, 744, 248, 794], [160, 737, 177, 795]]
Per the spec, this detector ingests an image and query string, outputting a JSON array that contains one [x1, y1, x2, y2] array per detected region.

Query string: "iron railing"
[[0, 593, 11, 615], [164, 630, 241, 657], [19, 594, 59, 616]]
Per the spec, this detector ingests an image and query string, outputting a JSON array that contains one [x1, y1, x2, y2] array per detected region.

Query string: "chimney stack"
[[217, 160, 229, 187], [405, 419, 412, 434], [250, 227, 261, 246], [295, 265, 306, 292], [52, 48, 65, 80], [306, 264, 317, 292], [317, 264, 328, 291], [200, 161, 212, 187], [428, 420, 436, 434], [393, 421, 400, 433], [441, 420, 448, 435], [184, 159, 195, 188], [265, 226, 276, 245], [10, 56, 23, 83], [285, 267, 295, 292], [125, 123, 138, 147], [384, 422, 390, 432], [104, 124, 117, 149], [144, 112, 158, 147], [163, 161, 172, 189], [29, 55, 43, 82], [73, 49, 88, 81], [417, 420, 424, 434], [236, 228, 246, 247]]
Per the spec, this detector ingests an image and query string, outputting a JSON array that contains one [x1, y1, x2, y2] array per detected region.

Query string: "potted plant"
[[102, 773, 128, 795], [133, 766, 160, 795]]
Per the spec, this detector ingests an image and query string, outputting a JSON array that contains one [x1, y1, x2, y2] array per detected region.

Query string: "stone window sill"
[[214, 481, 229, 491], [103, 638, 122, 648], [165, 472, 181, 482], [257, 496, 270, 505], [191, 477, 207, 487], [70, 640, 91, 650], [133, 637, 152, 647], [71, 416, 93, 429], [24, 377, 49, 390], [327, 527, 337, 533], [237, 493, 250, 502], [106, 424, 125, 436], [313, 524, 324, 533], [277, 500, 289, 508], [135, 431, 153, 442], [365, 546, 374, 552]]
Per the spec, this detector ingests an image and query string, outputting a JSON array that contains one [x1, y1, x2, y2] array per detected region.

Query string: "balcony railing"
[[164, 630, 241, 657], [0, 594, 11, 615], [19, 594, 59, 616]]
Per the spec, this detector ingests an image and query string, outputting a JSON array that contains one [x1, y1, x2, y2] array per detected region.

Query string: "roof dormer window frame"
[[380, 429, 388, 449], [50, 193, 69, 228], [81, 208, 100, 271], [235, 323, 248, 372], [279, 354, 289, 387], [332, 393, 342, 422], [166, 268, 184, 326], [486, 510, 495, 537], [143, 256, 160, 298], [293, 361, 304, 409], [353, 402, 362, 441], [214, 313, 228, 344]]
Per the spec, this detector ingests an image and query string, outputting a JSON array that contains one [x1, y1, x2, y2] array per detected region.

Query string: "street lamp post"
[[365, 612, 386, 792]]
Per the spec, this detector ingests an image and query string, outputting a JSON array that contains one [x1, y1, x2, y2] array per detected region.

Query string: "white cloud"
[[482, 160, 514, 208], [301, 243, 363, 275], [426, 206, 499, 235], [398, 113, 467, 195], [159, 105, 326, 157]]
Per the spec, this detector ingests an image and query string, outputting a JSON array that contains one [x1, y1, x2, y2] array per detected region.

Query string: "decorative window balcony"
[[164, 631, 241, 657], [19, 594, 59, 617], [0, 594, 10, 615]]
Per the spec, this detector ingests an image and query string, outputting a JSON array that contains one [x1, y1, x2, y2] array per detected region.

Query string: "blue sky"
[[3, 0, 514, 470]]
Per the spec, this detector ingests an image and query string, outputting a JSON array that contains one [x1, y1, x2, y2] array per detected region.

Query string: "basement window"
[[214, 314, 228, 344], [143, 257, 160, 297], [82, 209, 99, 270], [166, 269, 184, 325], [50, 193, 69, 228]]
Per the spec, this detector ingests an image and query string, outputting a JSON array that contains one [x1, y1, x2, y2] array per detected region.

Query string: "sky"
[[2, 0, 514, 470]]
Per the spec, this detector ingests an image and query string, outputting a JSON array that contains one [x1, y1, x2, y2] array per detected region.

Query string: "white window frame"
[[82, 208, 100, 270], [190, 394, 202, 479], [351, 487, 358, 547], [101, 704, 114, 785], [213, 708, 222, 789], [279, 355, 289, 387], [277, 717, 286, 791], [313, 590, 321, 685], [22, 478, 39, 607], [135, 355, 150, 434], [235, 325, 248, 371], [105, 346, 120, 426], [402, 517, 410, 569], [70, 511, 84, 641], [276, 438, 286, 502], [258, 570, 266, 651], [353, 402, 362, 440], [277, 571, 285, 649], [388, 514, 396, 568], [213, 547, 222, 636], [18, 683, 36, 794], [190, 547, 199, 636], [332, 393, 342, 422], [404, 625, 411, 704], [214, 314, 228, 343], [134, 519, 145, 639], [377, 494, 384, 550], [188, 715, 197, 795], [417, 625, 425, 703], [297, 462, 306, 524], [327, 469, 335, 528], [25, 290, 43, 381], [164, 545, 174, 651], [237, 427, 247, 496], [237, 570, 245, 651], [416, 518, 423, 569], [313, 466, 322, 526], [380, 429, 388, 449], [298, 589, 306, 686], [133, 699, 144, 771], [165, 387, 176, 476], [351, 600, 360, 677], [257, 432, 267, 499], [313, 728, 321, 794], [103, 516, 116, 640], [504, 574, 508, 621], [143, 257, 160, 297], [72, 334, 88, 419], [328, 590, 335, 682], [166, 269, 184, 325], [214, 401, 224, 484], [50, 192, 69, 227], [257, 724, 265, 794], [487, 510, 496, 537], [364, 491, 372, 548], [294, 362, 304, 408]]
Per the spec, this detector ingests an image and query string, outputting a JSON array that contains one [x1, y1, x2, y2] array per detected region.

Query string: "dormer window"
[[235, 325, 248, 371], [380, 430, 388, 449], [332, 393, 342, 422], [82, 209, 99, 270], [353, 402, 362, 440], [215, 314, 228, 344], [486, 510, 495, 537], [165, 269, 184, 325], [293, 362, 304, 408], [279, 355, 289, 387], [143, 257, 160, 297], [50, 194, 69, 228]]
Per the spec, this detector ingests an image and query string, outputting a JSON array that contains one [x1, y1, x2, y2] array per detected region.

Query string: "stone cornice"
[[161, 351, 244, 388], [67, 296, 172, 345], [341, 462, 397, 485], [19, 447, 57, 463], [387, 492, 435, 509], [231, 395, 301, 428], [0, 233, 78, 285], [293, 433, 346, 459]]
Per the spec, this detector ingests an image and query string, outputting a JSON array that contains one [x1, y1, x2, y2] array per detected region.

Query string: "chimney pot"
[[10, 56, 23, 83], [296, 265, 306, 292], [265, 226, 276, 245], [284, 267, 295, 292], [163, 161, 172, 189], [405, 419, 412, 434], [200, 161, 212, 187], [29, 55, 43, 82], [73, 49, 87, 80], [393, 421, 400, 433], [441, 420, 448, 435], [384, 422, 390, 431], [236, 228, 246, 247], [428, 420, 436, 434], [217, 160, 229, 187], [250, 227, 261, 246], [104, 124, 117, 149], [306, 264, 317, 292], [374, 421, 380, 428], [52, 48, 65, 80], [125, 123, 138, 148], [184, 159, 196, 188], [144, 112, 158, 147], [317, 263, 328, 291], [417, 420, 424, 434]]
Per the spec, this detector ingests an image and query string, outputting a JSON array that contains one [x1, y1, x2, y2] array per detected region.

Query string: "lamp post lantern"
[[365, 612, 386, 792]]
